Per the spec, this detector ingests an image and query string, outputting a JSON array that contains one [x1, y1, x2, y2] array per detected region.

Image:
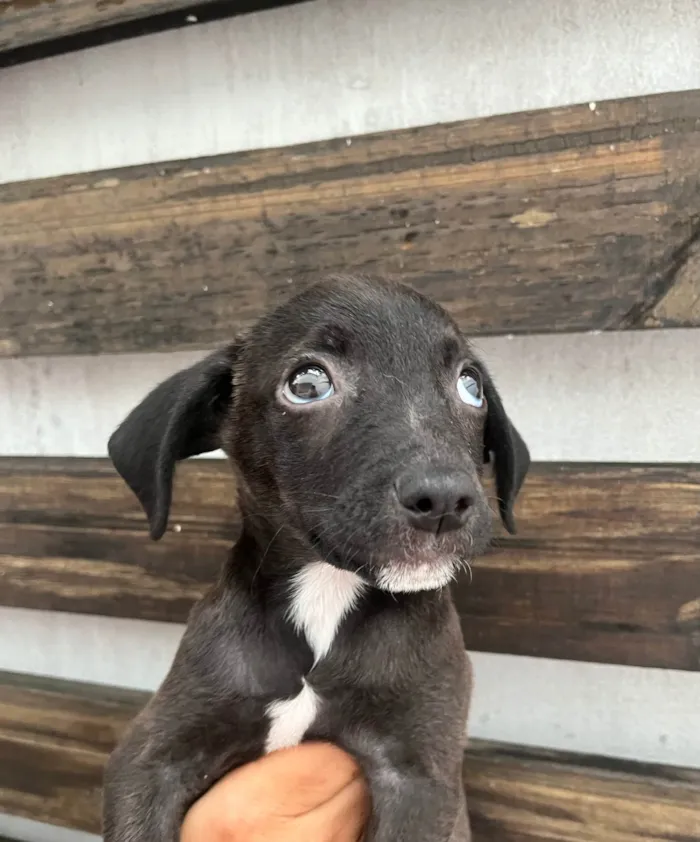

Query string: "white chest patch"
[[287, 561, 366, 663], [264, 679, 320, 753], [264, 562, 365, 754]]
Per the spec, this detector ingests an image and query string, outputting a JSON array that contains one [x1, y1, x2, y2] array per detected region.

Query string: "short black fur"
[[104, 275, 529, 842]]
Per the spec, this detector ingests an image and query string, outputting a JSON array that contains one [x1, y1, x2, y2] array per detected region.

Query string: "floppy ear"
[[480, 366, 530, 535], [108, 343, 239, 540]]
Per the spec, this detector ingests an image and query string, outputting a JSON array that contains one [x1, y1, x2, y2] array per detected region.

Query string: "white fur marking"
[[287, 561, 366, 663], [264, 679, 320, 753], [376, 559, 456, 593], [264, 562, 365, 753]]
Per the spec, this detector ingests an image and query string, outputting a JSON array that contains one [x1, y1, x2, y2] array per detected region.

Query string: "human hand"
[[180, 742, 369, 842]]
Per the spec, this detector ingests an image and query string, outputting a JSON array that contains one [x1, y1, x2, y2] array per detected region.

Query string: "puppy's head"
[[109, 276, 529, 593]]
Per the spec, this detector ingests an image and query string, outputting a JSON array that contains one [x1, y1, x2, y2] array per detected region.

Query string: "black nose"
[[395, 469, 475, 534]]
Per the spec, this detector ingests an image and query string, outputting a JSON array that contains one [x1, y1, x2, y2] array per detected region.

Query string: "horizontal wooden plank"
[[0, 671, 141, 832], [465, 742, 700, 842], [0, 670, 698, 838], [0, 0, 309, 69], [455, 462, 700, 671], [3, 90, 700, 356], [1, 457, 699, 671]]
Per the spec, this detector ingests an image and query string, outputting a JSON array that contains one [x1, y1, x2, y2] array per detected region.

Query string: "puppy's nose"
[[396, 470, 475, 534]]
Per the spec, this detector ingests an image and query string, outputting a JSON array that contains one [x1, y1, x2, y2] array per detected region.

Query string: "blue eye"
[[457, 368, 484, 408], [283, 365, 334, 404]]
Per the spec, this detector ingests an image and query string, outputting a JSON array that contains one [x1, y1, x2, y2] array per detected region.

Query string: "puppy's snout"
[[395, 469, 475, 534]]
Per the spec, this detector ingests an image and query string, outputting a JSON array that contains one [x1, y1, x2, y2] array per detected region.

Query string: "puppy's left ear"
[[480, 365, 530, 535], [108, 343, 240, 540]]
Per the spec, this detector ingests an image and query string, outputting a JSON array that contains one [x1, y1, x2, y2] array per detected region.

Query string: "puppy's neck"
[[287, 561, 366, 663], [229, 519, 366, 667], [236, 494, 445, 592], [236, 499, 315, 574]]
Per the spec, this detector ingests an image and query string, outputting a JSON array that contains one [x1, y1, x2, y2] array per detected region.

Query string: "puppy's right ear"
[[108, 343, 239, 540], [479, 363, 530, 536]]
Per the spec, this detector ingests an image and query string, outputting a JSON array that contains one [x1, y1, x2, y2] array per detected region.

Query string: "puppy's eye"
[[283, 365, 334, 404], [457, 367, 484, 408]]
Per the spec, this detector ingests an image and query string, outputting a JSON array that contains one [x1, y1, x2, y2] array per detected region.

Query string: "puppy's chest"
[[263, 562, 364, 754]]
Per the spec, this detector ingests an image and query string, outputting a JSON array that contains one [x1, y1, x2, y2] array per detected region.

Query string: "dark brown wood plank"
[[1, 670, 699, 838], [455, 462, 700, 672], [0, 0, 310, 69], [0, 457, 235, 624], [3, 90, 700, 356], [0, 671, 142, 832], [0, 0, 217, 52], [1, 457, 700, 671], [465, 741, 700, 842]]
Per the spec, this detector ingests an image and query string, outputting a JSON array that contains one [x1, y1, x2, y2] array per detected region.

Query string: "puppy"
[[103, 274, 529, 842]]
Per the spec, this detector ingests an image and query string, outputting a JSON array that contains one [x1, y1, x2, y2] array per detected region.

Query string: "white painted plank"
[[1, 329, 699, 462], [3, 0, 700, 182], [469, 652, 700, 770], [0, 814, 97, 842]]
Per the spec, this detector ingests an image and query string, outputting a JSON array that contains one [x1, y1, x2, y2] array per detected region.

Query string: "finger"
[[294, 772, 371, 842], [180, 742, 366, 841], [240, 773, 370, 842], [259, 743, 365, 818], [220, 743, 364, 819]]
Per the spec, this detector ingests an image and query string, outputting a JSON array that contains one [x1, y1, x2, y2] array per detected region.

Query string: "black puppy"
[[104, 275, 529, 842]]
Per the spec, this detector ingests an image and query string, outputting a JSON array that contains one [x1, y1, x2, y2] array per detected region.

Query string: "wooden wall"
[[1, 1, 699, 840], [3, 91, 700, 357]]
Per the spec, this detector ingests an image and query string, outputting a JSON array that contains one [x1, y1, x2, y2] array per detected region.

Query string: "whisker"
[[252, 524, 285, 585]]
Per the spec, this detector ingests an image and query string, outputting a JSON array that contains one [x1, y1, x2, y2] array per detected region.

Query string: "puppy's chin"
[[307, 520, 488, 593], [374, 554, 460, 593], [368, 516, 488, 593]]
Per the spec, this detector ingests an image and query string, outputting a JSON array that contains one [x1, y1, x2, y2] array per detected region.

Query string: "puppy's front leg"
[[103, 698, 255, 842], [102, 597, 271, 842], [366, 766, 469, 842], [103, 721, 195, 842]]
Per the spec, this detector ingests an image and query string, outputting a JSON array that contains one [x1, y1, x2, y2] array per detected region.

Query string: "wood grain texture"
[[1, 457, 699, 671], [0, 671, 142, 832], [0, 457, 235, 623], [3, 89, 700, 356], [465, 742, 700, 842], [1, 670, 699, 837], [0, 0, 308, 67], [0, 0, 216, 51], [455, 462, 700, 672]]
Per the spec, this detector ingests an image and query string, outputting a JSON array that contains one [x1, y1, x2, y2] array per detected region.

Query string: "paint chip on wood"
[[0, 338, 20, 356], [677, 598, 700, 626], [93, 178, 120, 189], [510, 208, 557, 228]]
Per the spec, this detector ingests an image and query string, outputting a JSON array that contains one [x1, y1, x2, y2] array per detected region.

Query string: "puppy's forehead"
[[273, 278, 460, 354]]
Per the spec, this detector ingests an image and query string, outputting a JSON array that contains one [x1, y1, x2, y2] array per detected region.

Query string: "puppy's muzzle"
[[395, 467, 477, 534]]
